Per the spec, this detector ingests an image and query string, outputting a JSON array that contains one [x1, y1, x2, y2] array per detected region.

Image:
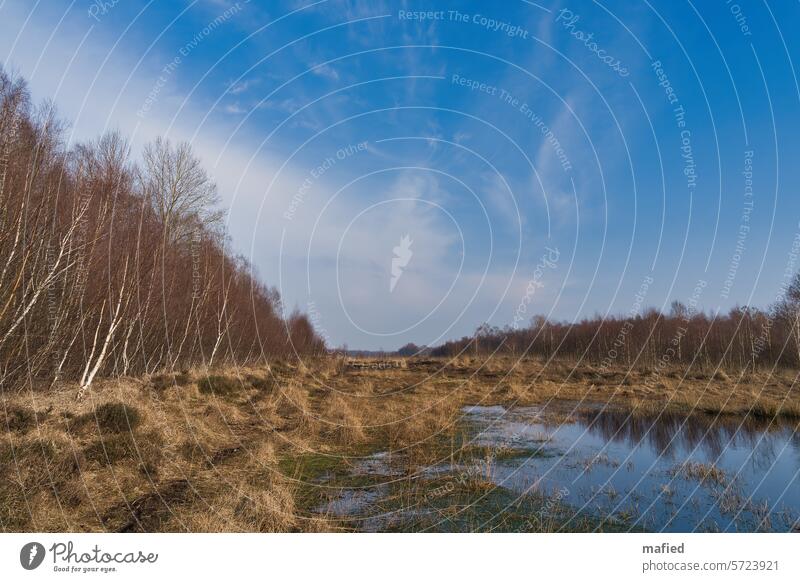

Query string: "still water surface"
[[460, 404, 800, 531], [322, 403, 800, 531]]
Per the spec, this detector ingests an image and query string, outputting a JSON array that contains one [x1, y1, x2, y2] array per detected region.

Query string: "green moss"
[[455, 444, 556, 462], [279, 452, 346, 480], [279, 450, 389, 512]]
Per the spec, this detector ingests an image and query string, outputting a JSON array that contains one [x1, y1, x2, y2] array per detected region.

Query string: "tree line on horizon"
[[0, 67, 324, 394], [431, 289, 800, 372]]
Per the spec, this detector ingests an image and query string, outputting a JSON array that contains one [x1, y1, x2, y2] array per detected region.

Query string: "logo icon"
[[20, 542, 46, 570], [390, 235, 413, 292]]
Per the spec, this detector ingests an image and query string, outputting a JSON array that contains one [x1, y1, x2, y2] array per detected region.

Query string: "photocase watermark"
[[451, 74, 572, 172], [416, 423, 558, 514], [720, 149, 754, 300], [448, 10, 529, 39], [20, 542, 46, 570], [45, 241, 62, 378], [191, 227, 202, 300], [518, 485, 570, 531], [87, 0, 121, 22], [19, 540, 158, 574], [511, 247, 560, 329], [346, 359, 405, 370], [284, 141, 368, 221], [726, 0, 753, 37], [502, 93, 573, 172], [420, 459, 493, 503], [137, 1, 250, 118], [639, 279, 708, 389], [390, 234, 413, 292], [398, 10, 529, 39], [652, 59, 697, 194], [751, 222, 800, 362], [307, 300, 332, 347], [556, 8, 629, 77], [599, 274, 654, 370]]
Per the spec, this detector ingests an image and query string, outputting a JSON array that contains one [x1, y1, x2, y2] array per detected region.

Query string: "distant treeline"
[[0, 67, 323, 392], [432, 283, 800, 371]]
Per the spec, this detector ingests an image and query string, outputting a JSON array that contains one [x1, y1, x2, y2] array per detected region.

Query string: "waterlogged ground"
[[8, 358, 800, 532], [315, 403, 800, 532]]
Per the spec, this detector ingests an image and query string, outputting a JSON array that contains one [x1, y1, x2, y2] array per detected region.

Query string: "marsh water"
[[320, 403, 800, 532], [459, 404, 800, 531]]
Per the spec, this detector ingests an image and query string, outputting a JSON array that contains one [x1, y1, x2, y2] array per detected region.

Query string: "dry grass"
[[320, 393, 367, 446], [0, 404, 39, 433], [676, 461, 728, 486], [1, 355, 797, 532], [197, 375, 244, 397]]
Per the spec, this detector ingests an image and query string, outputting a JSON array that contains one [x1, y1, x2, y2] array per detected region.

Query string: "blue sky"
[[2, 0, 799, 350]]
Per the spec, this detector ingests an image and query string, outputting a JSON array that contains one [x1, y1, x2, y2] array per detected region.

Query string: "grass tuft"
[[713, 370, 731, 382], [72, 402, 141, 434], [83, 431, 164, 475], [1, 405, 38, 433], [151, 372, 192, 391], [197, 375, 243, 397], [676, 461, 727, 486]]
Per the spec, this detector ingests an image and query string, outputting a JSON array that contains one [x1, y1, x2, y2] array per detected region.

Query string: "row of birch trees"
[[0, 67, 324, 393]]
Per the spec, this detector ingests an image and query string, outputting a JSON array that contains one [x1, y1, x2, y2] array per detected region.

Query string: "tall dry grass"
[[2, 355, 797, 532]]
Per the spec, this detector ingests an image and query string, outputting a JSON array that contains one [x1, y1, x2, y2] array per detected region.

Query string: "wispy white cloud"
[[223, 102, 248, 114], [481, 172, 521, 230], [311, 63, 339, 81], [228, 78, 256, 94]]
